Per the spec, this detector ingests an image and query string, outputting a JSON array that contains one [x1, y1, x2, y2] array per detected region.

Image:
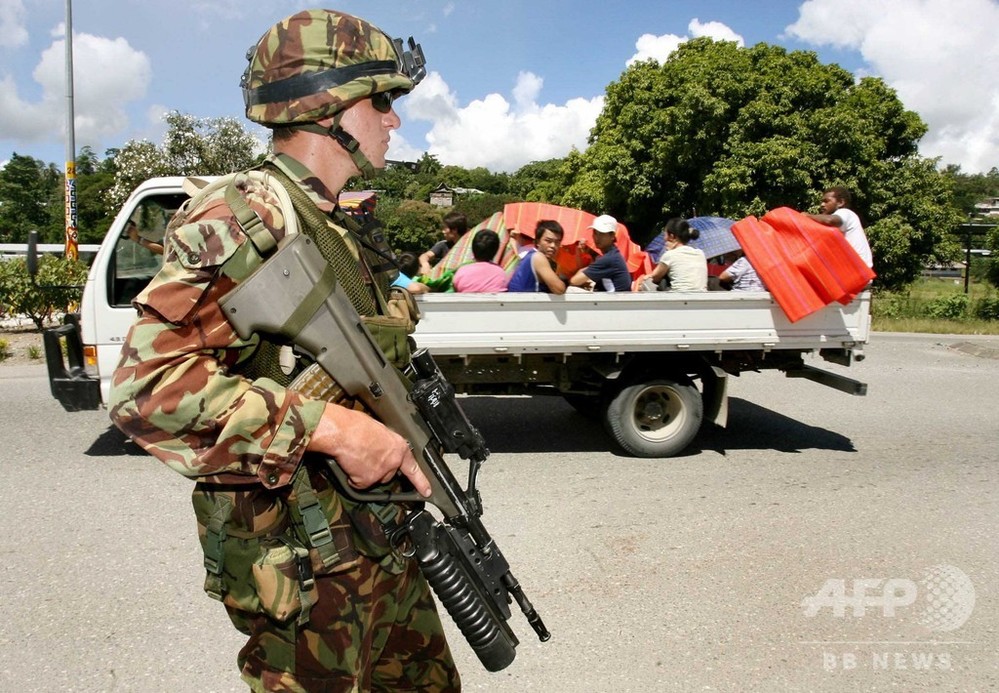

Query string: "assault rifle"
[[219, 234, 549, 671]]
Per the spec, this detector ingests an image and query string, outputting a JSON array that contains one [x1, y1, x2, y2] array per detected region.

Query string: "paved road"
[[1, 332, 997, 692]]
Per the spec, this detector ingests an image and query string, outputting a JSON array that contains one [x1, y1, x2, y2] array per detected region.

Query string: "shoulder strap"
[[263, 165, 379, 318]]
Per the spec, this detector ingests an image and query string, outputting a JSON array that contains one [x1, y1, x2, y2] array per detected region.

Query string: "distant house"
[[974, 196, 999, 216], [429, 183, 484, 207]]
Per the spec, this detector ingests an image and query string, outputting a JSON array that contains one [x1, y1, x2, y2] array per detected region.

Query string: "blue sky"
[[1, 0, 997, 174]]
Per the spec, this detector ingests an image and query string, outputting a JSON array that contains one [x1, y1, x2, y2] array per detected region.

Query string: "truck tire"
[[604, 377, 703, 457]]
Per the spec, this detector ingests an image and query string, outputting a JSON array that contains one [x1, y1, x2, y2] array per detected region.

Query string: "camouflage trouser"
[[229, 552, 460, 692]]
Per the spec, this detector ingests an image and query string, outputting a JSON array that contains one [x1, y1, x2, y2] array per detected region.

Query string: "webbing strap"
[[292, 467, 340, 569], [275, 536, 319, 626], [224, 175, 277, 256], [279, 260, 338, 341], [203, 494, 233, 600], [264, 164, 379, 317], [368, 502, 400, 529]]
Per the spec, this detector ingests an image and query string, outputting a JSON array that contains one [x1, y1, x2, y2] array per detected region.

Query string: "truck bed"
[[413, 290, 870, 358]]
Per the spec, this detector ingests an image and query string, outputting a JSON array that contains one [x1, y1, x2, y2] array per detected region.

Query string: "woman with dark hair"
[[642, 218, 707, 291]]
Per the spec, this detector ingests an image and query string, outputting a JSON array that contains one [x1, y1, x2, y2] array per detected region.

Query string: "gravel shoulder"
[[0, 322, 47, 367]]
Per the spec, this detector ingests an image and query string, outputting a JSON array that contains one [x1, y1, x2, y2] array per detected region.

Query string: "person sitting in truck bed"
[[507, 220, 567, 294], [719, 251, 767, 292], [569, 214, 632, 292], [418, 211, 468, 276], [391, 251, 430, 295], [453, 230, 508, 292], [640, 218, 707, 292]]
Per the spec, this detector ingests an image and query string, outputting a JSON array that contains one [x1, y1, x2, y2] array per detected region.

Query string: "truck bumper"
[[44, 316, 102, 411]]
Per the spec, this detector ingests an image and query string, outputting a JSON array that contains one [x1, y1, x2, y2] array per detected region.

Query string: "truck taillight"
[[83, 344, 98, 372]]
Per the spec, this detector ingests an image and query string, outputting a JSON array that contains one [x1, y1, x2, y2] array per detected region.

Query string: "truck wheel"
[[604, 378, 703, 457]]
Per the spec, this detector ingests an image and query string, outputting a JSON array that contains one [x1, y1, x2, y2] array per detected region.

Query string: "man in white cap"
[[570, 214, 632, 292]]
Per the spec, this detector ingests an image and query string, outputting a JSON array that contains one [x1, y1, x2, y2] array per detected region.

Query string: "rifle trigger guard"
[[387, 521, 417, 558]]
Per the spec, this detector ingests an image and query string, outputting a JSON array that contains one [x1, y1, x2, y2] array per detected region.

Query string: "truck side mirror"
[[26, 230, 39, 279]]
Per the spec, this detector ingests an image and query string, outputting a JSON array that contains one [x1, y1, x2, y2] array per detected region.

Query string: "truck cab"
[[44, 177, 194, 410]]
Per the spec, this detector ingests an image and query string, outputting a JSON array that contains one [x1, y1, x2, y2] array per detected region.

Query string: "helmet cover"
[[242, 9, 425, 125]]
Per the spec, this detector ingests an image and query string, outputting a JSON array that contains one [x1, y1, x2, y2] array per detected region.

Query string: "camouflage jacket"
[[109, 153, 361, 489]]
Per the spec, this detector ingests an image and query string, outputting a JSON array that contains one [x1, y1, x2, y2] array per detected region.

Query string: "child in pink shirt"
[[453, 229, 509, 292]]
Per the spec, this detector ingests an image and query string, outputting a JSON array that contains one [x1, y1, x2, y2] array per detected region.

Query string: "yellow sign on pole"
[[64, 159, 78, 260]]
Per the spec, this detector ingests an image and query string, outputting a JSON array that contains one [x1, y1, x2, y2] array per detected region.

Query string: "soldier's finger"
[[400, 453, 431, 497]]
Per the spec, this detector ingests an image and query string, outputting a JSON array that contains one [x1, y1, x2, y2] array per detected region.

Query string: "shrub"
[[0, 338, 9, 362], [871, 291, 911, 319], [28, 345, 42, 360], [0, 255, 89, 329], [973, 296, 999, 321], [383, 199, 443, 253], [925, 293, 969, 320]]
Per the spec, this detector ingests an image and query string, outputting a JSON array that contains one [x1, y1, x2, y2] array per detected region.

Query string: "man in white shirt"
[[805, 186, 873, 268]]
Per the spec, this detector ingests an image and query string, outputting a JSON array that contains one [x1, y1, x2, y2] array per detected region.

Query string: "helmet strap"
[[296, 114, 377, 180]]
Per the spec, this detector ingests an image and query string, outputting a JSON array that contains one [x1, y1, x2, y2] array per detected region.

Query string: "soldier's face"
[[338, 96, 401, 171]]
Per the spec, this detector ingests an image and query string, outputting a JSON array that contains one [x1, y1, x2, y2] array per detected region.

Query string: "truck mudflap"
[[43, 315, 101, 411]]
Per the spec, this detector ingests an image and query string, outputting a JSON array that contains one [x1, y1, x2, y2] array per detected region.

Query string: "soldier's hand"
[[307, 402, 431, 497]]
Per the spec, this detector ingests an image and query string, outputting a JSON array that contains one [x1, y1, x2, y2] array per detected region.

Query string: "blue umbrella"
[[644, 233, 666, 264], [687, 216, 740, 259]]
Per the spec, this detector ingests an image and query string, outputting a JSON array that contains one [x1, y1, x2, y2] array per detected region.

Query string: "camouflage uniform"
[[110, 10, 458, 691]]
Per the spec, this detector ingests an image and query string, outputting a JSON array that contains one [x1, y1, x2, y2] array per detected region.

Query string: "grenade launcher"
[[220, 233, 549, 672]]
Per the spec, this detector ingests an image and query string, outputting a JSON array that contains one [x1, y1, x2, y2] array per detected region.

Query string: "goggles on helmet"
[[394, 37, 427, 85]]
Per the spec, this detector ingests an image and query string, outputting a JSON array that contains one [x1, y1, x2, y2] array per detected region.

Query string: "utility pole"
[[63, 0, 78, 260]]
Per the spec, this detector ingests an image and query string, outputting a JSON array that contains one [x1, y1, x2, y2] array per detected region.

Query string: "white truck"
[[41, 176, 870, 458]]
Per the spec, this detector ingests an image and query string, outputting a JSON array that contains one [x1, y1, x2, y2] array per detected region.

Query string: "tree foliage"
[[71, 146, 116, 244], [452, 193, 518, 229], [0, 148, 119, 245], [0, 154, 62, 244], [381, 199, 443, 253], [944, 165, 999, 216], [0, 255, 89, 329], [563, 38, 963, 289], [107, 111, 261, 212]]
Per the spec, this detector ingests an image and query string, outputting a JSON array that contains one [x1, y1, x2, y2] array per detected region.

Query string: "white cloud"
[[689, 19, 745, 45], [628, 18, 745, 66], [786, 0, 999, 172], [0, 27, 151, 150], [387, 132, 425, 163], [0, 0, 28, 49], [400, 71, 603, 172]]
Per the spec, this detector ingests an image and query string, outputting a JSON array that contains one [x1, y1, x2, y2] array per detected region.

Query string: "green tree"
[[453, 193, 518, 227], [53, 146, 117, 245], [0, 255, 89, 329], [416, 152, 442, 177], [360, 162, 418, 198], [0, 153, 62, 244], [565, 38, 961, 289], [986, 224, 999, 288], [944, 165, 999, 216], [382, 200, 442, 253], [107, 111, 260, 212], [510, 157, 573, 202]]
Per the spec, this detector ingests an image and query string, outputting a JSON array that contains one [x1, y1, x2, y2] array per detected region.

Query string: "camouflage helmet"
[[242, 9, 426, 125]]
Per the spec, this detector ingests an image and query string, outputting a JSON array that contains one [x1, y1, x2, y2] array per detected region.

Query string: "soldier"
[[108, 9, 460, 691]]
